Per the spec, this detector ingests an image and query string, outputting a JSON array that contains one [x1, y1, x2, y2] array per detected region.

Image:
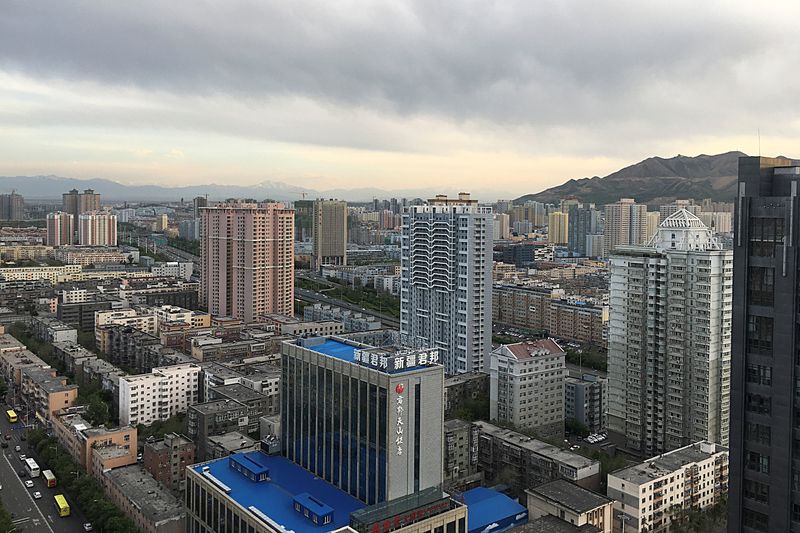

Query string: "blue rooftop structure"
[[307, 339, 358, 362], [462, 488, 528, 533], [297, 337, 441, 375], [194, 452, 365, 533]]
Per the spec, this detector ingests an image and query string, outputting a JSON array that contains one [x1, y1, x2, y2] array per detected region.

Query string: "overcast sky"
[[0, 0, 798, 197]]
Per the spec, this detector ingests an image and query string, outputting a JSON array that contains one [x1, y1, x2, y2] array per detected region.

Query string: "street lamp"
[[618, 511, 630, 533]]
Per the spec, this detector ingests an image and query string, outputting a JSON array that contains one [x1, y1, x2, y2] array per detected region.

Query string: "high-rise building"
[[192, 196, 207, 218], [46, 211, 74, 246], [645, 211, 661, 240], [492, 213, 511, 241], [0, 192, 24, 221], [156, 213, 169, 232], [567, 204, 596, 256], [312, 199, 347, 271], [659, 199, 702, 220], [200, 201, 294, 321], [282, 336, 444, 504], [489, 339, 566, 439], [400, 193, 493, 374], [607, 210, 732, 455], [77, 212, 117, 246], [728, 156, 800, 532], [603, 198, 648, 257], [62, 188, 101, 220], [294, 199, 314, 242], [547, 211, 569, 245]]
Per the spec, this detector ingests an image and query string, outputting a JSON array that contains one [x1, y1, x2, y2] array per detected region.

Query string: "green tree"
[[86, 396, 110, 426]]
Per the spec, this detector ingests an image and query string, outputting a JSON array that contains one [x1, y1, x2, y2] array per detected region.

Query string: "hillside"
[[516, 151, 747, 206]]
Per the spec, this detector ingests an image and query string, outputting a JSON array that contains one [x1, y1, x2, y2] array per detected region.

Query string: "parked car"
[[24, 480, 33, 488], [33, 491, 41, 499], [14, 445, 20, 452], [18, 454, 26, 461], [83, 524, 93, 532]]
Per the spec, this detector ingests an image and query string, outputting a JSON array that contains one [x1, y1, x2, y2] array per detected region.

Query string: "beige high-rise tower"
[[200, 201, 294, 321], [603, 198, 648, 256], [312, 199, 347, 272], [548, 211, 569, 245]]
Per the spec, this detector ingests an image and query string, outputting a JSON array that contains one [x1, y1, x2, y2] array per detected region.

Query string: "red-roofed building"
[[490, 338, 565, 439]]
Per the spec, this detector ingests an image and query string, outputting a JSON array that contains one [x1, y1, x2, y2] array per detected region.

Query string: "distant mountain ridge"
[[515, 151, 747, 206]]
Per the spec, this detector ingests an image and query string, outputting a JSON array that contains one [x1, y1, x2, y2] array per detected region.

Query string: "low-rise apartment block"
[[150, 261, 193, 281], [206, 431, 258, 459], [51, 409, 137, 470], [100, 464, 185, 533], [490, 339, 566, 440], [20, 367, 78, 421], [444, 371, 489, 420], [526, 479, 613, 533], [119, 363, 201, 426], [154, 305, 210, 330], [209, 383, 276, 432], [143, 432, 195, 494], [52, 342, 96, 374], [99, 325, 162, 372], [0, 347, 48, 385], [565, 373, 607, 434], [54, 246, 132, 266], [187, 399, 251, 461], [443, 419, 480, 490], [607, 441, 728, 533], [30, 317, 78, 344], [95, 307, 157, 344], [474, 421, 601, 495]]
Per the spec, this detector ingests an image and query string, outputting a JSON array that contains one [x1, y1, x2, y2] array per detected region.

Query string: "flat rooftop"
[[0, 334, 25, 353], [462, 487, 527, 533], [516, 515, 599, 533], [296, 337, 441, 375], [212, 383, 267, 403], [194, 452, 365, 533], [190, 399, 246, 414], [611, 441, 727, 485], [526, 479, 611, 513], [106, 465, 184, 524]]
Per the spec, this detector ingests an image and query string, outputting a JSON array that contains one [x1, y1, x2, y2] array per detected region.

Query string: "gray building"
[[281, 336, 444, 505], [728, 156, 800, 532], [400, 193, 493, 374], [312, 199, 348, 271], [209, 383, 275, 433], [444, 371, 489, 420], [565, 373, 607, 434], [567, 204, 598, 256], [443, 418, 480, 491], [187, 399, 251, 461]]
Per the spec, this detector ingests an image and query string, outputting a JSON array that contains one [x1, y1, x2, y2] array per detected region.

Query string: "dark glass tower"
[[729, 156, 800, 532]]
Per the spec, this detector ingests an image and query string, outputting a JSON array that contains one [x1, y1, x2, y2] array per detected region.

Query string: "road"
[[295, 287, 401, 329], [0, 407, 89, 533]]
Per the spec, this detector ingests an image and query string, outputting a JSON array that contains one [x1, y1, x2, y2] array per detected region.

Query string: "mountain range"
[[515, 151, 747, 206]]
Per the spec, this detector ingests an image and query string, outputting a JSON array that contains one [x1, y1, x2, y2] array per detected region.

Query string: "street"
[[295, 286, 401, 328], [0, 410, 89, 533]]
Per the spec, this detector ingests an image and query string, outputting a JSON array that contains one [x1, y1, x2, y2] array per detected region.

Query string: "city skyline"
[[2, 1, 798, 195]]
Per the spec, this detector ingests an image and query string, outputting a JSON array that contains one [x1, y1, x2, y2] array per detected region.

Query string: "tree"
[[86, 396, 110, 426]]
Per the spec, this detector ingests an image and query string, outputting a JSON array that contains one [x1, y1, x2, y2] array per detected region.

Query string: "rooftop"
[[444, 371, 488, 387], [106, 465, 185, 525], [473, 421, 599, 472], [526, 479, 612, 513], [211, 383, 268, 404], [500, 338, 564, 360], [193, 452, 365, 533], [0, 334, 25, 353], [444, 419, 473, 432], [208, 431, 256, 452], [515, 515, 600, 533], [611, 441, 728, 485], [462, 487, 528, 533], [190, 399, 247, 414], [295, 337, 442, 375], [93, 444, 132, 461]]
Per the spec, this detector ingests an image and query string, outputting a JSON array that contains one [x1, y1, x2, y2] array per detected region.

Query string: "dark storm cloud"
[[0, 0, 796, 137]]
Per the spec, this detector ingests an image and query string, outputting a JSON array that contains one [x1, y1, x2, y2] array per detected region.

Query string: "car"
[[83, 524, 93, 532], [24, 480, 33, 488], [14, 445, 20, 452], [16, 470, 25, 478], [18, 454, 25, 461], [4, 435, 10, 441], [33, 491, 41, 499]]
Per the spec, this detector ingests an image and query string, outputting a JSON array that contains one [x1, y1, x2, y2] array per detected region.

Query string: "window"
[[749, 217, 785, 257], [743, 479, 769, 504], [745, 451, 770, 474], [743, 509, 769, 532], [746, 364, 772, 386], [748, 267, 775, 306], [745, 394, 771, 415], [747, 316, 774, 355], [745, 422, 771, 445]]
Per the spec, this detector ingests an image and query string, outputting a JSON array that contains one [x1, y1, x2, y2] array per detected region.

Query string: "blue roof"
[[308, 339, 358, 362], [194, 452, 365, 533], [462, 488, 528, 533], [230, 453, 270, 476]]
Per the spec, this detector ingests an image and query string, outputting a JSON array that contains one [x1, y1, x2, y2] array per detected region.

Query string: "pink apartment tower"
[[200, 201, 295, 321]]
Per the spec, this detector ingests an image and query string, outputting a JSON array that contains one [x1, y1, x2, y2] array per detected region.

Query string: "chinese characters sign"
[[353, 348, 439, 373], [395, 385, 404, 456]]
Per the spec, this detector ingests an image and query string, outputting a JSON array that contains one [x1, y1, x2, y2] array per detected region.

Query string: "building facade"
[[565, 373, 607, 434], [143, 432, 195, 494], [607, 210, 732, 455], [119, 363, 201, 426], [62, 188, 101, 219], [548, 211, 569, 245], [728, 156, 800, 532], [46, 211, 74, 246], [603, 198, 647, 257], [312, 199, 348, 271], [200, 201, 295, 321], [77, 212, 118, 246], [282, 336, 444, 505], [489, 339, 565, 440], [400, 194, 492, 374], [0, 192, 24, 221]]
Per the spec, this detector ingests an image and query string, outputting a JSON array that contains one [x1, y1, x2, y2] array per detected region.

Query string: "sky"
[[1, 0, 799, 198]]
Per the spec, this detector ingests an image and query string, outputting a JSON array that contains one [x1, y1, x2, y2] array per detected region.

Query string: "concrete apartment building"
[[143, 432, 195, 494], [473, 421, 601, 495], [186, 399, 251, 461], [646, 211, 661, 240], [99, 325, 162, 372], [728, 156, 800, 532], [603, 198, 648, 257], [607, 441, 728, 533], [567, 203, 600, 256], [493, 284, 608, 348], [209, 383, 275, 434], [46, 211, 74, 246], [0, 347, 48, 386], [0, 191, 24, 221], [153, 305, 210, 330], [53, 246, 131, 266], [200, 201, 295, 321], [490, 339, 566, 440], [150, 261, 194, 281], [100, 464, 185, 533], [20, 366, 78, 421], [565, 373, 607, 434], [62, 188, 101, 220], [77, 212, 117, 246], [206, 431, 258, 459], [443, 419, 480, 490], [31, 317, 78, 343], [119, 363, 201, 426], [95, 307, 157, 342], [400, 193, 493, 374], [607, 210, 732, 455], [548, 211, 569, 245], [526, 479, 614, 533], [51, 409, 137, 470], [312, 198, 348, 271], [443, 371, 489, 420]]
